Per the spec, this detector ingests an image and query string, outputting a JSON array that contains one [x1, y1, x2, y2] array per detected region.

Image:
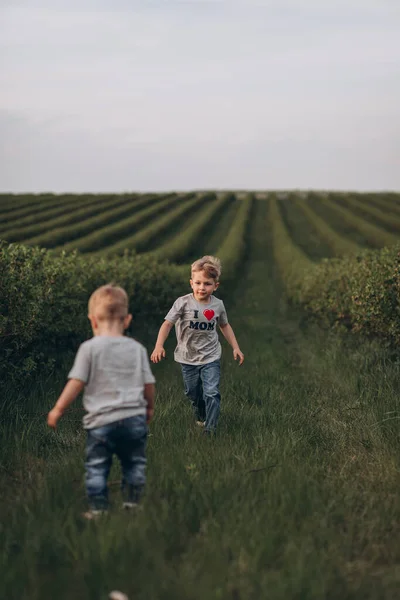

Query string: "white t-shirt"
[[68, 335, 155, 429], [165, 293, 229, 365]]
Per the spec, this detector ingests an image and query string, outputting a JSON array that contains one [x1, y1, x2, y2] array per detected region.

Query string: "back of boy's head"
[[191, 255, 222, 281], [88, 284, 129, 321]]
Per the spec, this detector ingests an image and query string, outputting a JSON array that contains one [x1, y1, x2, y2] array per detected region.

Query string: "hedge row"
[[336, 193, 400, 234], [270, 198, 400, 346], [1, 195, 135, 243], [24, 194, 153, 249], [0, 194, 109, 236], [60, 194, 178, 254], [0, 193, 68, 219], [295, 197, 360, 257], [269, 196, 314, 299], [298, 245, 400, 346], [0, 241, 185, 384], [365, 194, 400, 218], [216, 194, 254, 279], [151, 193, 233, 263], [318, 195, 399, 248], [100, 193, 204, 257]]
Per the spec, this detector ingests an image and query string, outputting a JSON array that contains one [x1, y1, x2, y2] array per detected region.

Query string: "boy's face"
[[190, 269, 219, 303]]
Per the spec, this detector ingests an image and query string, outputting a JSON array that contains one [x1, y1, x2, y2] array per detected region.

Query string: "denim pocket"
[[123, 415, 147, 438]]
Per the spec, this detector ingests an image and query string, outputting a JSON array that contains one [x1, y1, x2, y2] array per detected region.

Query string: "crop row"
[[0, 193, 72, 218], [55, 193, 184, 254], [215, 194, 254, 279], [368, 194, 400, 217], [0, 194, 114, 232], [268, 193, 400, 266], [294, 197, 361, 257], [269, 196, 314, 298], [149, 193, 235, 263], [2, 192, 400, 264], [270, 194, 400, 347], [333, 193, 400, 234], [170, 194, 253, 281], [23, 194, 159, 249], [0, 192, 253, 383], [0, 194, 141, 242], [97, 193, 212, 257], [307, 194, 399, 248]]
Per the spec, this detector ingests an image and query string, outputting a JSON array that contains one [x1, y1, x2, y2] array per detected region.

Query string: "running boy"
[[150, 256, 244, 434], [47, 284, 155, 518]]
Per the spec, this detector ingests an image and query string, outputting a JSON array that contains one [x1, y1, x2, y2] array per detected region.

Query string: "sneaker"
[[122, 502, 139, 510], [122, 502, 143, 513], [109, 591, 129, 600], [82, 509, 108, 520], [196, 421, 206, 427]]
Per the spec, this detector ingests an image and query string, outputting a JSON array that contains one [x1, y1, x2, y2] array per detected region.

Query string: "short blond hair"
[[191, 255, 222, 281], [88, 284, 129, 321]]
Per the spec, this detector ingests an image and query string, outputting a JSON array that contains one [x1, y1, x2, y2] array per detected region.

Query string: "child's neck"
[[192, 292, 213, 304], [94, 322, 125, 336]]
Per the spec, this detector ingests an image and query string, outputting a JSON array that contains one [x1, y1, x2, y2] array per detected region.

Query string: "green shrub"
[[0, 241, 185, 383], [298, 245, 400, 346]]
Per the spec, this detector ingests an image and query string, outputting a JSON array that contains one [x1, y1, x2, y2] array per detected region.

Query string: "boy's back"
[[47, 283, 156, 517], [69, 336, 154, 429]]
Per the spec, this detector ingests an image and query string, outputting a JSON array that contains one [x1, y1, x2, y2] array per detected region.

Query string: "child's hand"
[[151, 346, 166, 363], [47, 408, 63, 429], [233, 348, 244, 366]]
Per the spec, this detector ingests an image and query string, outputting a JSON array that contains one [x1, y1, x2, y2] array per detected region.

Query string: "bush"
[[298, 245, 400, 346], [0, 241, 185, 383]]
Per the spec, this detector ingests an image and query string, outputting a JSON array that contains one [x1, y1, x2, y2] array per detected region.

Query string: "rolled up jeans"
[[180, 359, 221, 432], [85, 414, 147, 510]]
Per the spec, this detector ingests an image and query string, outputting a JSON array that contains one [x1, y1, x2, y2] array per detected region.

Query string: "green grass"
[[1, 199, 400, 599]]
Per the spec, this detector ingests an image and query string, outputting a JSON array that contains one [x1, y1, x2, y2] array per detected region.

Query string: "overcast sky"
[[1, 0, 399, 192]]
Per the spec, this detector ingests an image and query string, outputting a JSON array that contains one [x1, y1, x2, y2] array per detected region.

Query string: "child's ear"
[[215, 281, 220, 289], [88, 314, 97, 330], [124, 314, 132, 329]]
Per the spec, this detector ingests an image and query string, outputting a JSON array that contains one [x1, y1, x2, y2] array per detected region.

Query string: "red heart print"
[[203, 309, 215, 321]]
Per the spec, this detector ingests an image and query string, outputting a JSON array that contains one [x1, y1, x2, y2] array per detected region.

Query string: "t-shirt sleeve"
[[219, 301, 229, 326], [164, 297, 183, 324], [68, 343, 91, 383], [141, 346, 156, 384]]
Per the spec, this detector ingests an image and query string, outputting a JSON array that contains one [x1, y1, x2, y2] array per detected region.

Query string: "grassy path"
[[1, 200, 400, 599]]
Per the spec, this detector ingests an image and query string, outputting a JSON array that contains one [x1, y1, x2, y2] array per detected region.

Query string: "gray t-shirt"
[[68, 335, 155, 429], [165, 293, 228, 365]]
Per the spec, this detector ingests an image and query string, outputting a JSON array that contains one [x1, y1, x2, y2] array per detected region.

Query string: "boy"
[[47, 284, 155, 518], [150, 256, 244, 434]]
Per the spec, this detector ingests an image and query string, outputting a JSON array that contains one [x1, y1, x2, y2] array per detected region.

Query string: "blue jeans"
[[85, 414, 147, 510], [180, 360, 221, 433]]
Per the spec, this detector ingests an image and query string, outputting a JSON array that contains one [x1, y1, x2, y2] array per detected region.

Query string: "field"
[[1, 192, 400, 599], [1, 191, 400, 259]]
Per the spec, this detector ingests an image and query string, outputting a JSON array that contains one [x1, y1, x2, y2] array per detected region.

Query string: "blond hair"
[[191, 255, 222, 281], [88, 284, 129, 321]]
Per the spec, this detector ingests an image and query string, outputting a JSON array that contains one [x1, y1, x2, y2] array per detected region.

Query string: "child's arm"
[[47, 378, 85, 429], [219, 323, 245, 365], [144, 383, 155, 424], [150, 320, 174, 363]]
